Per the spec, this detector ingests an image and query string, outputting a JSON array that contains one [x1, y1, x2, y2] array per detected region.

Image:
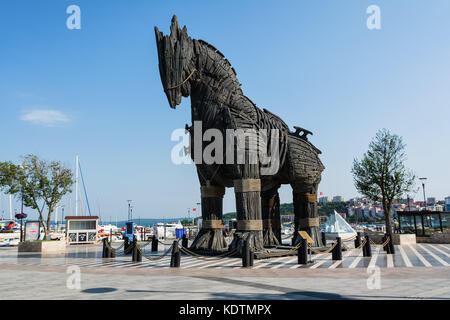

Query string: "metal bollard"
[[355, 232, 361, 248], [136, 244, 142, 262], [387, 235, 395, 255], [390, 236, 395, 255], [332, 237, 342, 260], [124, 236, 129, 253], [132, 242, 138, 262], [170, 241, 180, 267], [151, 235, 158, 252], [102, 238, 108, 258], [109, 245, 116, 258], [242, 240, 250, 267], [131, 239, 137, 258], [182, 234, 188, 249], [321, 232, 326, 247], [298, 238, 308, 265], [363, 235, 372, 257]]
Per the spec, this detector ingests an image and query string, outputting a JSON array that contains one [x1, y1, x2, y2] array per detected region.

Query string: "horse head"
[[154, 15, 195, 109]]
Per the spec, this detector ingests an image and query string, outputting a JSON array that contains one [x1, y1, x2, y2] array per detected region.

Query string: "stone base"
[[417, 229, 450, 244], [392, 234, 416, 245], [18, 241, 66, 254]]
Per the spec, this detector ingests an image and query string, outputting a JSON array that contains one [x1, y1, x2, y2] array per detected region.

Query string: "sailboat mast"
[[9, 194, 12, 220], [75, 155, 79, 216]]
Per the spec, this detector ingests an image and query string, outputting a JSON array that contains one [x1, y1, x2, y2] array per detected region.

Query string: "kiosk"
[[65, 216, 99, 244]]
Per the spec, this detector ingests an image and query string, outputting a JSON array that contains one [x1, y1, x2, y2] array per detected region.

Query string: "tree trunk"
[[385, 207, 393, 236], [45, 209, 52, 240]]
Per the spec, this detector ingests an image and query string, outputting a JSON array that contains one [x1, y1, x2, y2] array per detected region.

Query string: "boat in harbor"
[[0, 220, 21, 246], [153, 222, 183, 239]]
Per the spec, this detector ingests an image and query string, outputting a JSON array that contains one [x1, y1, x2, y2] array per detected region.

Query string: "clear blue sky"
[[1, 0, 449, 221]]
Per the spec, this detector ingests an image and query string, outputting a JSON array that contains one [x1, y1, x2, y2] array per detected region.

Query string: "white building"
[[445, 196, 450, 211], [332, 196, 344, 202], [319, 196, 331, 204]]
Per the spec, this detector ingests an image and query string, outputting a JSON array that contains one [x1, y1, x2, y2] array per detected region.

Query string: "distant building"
[[319, 196, 331, 204], [400, 198, 414, 205], [337, 212, 346, 219], [445, 197, 450, 211], [370, 206, 384, 217], [427, 197, 436, 205], [332, 196, 344, 202], [281, 214, 295, 223]]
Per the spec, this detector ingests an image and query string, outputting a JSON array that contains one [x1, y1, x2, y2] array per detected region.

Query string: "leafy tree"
[[0, 154, 73, 240], [318, 202, 348, 216], [180, 219, 192, 226], [351, 129, 415, 242]]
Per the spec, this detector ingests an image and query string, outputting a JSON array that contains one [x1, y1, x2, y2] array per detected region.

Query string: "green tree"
[[351, 129, 415, 242], [0, 154, 73, 240]]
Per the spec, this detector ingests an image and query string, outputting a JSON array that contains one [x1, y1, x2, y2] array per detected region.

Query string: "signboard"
[[298, 231, 314, 244], [25, 221, 40, 241], [125, 221, 134, 242]]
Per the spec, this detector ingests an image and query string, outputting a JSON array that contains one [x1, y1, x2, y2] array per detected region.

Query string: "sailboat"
[[323, 210, 357, 241]]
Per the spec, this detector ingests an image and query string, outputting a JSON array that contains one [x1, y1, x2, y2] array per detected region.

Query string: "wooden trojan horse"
[[155, 16, 325, 253]]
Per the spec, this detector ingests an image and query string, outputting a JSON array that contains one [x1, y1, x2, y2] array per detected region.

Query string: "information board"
[[298, 231, 314, 244], [25, 221, 40, 241]]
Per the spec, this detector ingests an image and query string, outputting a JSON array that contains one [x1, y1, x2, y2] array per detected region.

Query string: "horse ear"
[[170, 15, 180, 40], [182, 25, 188, 37], [154, 26, 163, 42]]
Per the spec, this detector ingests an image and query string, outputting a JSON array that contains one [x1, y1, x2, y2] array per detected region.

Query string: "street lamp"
[[195, 202, 201, 226], [419, 177, 427, 211], [127, 200, 132, 221]]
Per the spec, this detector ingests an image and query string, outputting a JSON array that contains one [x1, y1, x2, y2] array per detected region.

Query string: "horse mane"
[[196, 39, 238, 78]]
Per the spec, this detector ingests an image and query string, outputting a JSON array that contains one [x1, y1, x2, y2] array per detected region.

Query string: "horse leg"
[[190, 184, 228, 252], [291, 182, 323, 247], [261, 185, 281, 246], [229, 164, 264, 253]]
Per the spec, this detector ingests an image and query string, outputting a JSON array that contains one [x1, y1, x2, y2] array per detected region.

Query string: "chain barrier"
[[355, 238, 367, 250], [179, 246, 239, 260], [370, 237, 391, 248], [225, 230, 235, 241], [281, 233, 293, 240], [158, 239, 180, 246], [137, 244, 173, 261], [341, 235, 357, 242], [342, 243, 352, 251], [109, 241, 125, 251], [254, 241, 303, 258], [111, 241, 135, 256], [138, 240, 153, 250], [334, 236, 369, 252], [308, 240, 338, 255]]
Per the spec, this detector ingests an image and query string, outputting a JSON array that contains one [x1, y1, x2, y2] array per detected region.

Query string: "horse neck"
[[190, 42, 242, 128]]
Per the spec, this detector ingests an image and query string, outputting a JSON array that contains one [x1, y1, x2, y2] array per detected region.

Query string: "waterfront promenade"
[[0, 243, 449, 299]]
